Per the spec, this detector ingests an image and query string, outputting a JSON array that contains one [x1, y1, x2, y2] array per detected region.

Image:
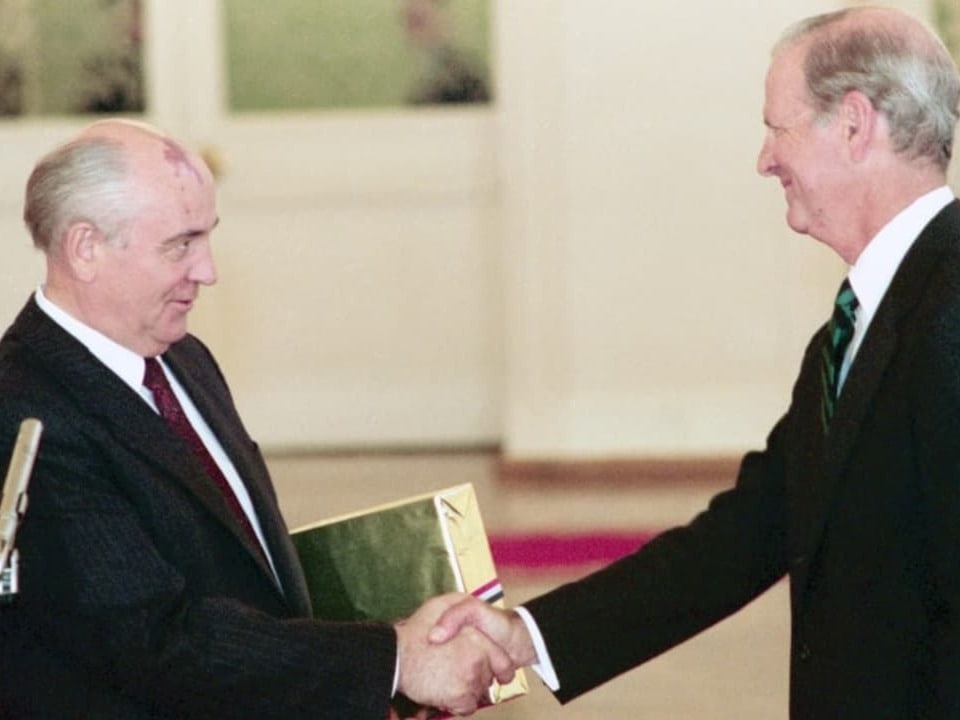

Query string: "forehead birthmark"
[[162, 138, 205, 185]]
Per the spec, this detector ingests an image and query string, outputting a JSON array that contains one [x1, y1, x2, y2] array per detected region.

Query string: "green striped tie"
[[820, 279, 859, 433]]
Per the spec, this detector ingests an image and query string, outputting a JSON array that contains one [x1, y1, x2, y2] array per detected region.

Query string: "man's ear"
[[61, 221, 103, 282], [840, 90, 878, 162]]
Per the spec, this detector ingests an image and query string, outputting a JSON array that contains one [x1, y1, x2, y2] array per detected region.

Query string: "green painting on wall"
[[223, 0, 492, 111], [0, 0, 143, 117]]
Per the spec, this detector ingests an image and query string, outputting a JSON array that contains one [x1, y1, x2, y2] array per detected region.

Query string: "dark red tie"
[[143, 357, 263, 552]]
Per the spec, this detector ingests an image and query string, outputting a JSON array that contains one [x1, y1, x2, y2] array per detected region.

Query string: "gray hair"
[[23, 135, 137, 255], [778, 9, 960, 171]]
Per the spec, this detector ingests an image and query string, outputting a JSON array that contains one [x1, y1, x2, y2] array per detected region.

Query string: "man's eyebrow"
[[162, 217, 221, 245]]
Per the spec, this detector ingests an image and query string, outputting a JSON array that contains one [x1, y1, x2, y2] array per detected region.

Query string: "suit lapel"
[[159, 350, 273, 566], [790, 309, 898, 576], [791, 201, 960, 587], [162, 347, 311, 611], [13, 300, 306, 611]]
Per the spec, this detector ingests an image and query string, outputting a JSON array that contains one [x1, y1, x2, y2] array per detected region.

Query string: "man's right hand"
[[394, 594, 517, 716], [428, 595, 537, 669]]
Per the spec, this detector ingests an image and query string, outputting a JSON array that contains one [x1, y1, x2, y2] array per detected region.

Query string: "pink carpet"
[[488, 531, 656, 571]]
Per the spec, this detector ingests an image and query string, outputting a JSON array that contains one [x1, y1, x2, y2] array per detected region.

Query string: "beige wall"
[[497, 0, 847, 458], [498, 0, 957, 458], [1, 0, 954, 458]]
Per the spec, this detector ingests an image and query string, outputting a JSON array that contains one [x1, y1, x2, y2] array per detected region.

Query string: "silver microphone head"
[[0, 419, 43, 595]]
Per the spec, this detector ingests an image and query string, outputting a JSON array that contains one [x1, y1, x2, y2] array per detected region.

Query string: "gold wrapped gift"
[[291, 483, 528, 712]]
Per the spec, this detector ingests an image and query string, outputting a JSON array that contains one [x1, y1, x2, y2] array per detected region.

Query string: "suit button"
[[798, 642, 812, 662]]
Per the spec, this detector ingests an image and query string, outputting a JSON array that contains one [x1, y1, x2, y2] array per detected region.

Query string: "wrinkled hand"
[[395, 593, 516, 716], [428, 595, 537, 669]]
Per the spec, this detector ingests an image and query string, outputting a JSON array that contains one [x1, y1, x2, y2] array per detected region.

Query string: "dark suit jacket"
[[525, 200, 960, 719], [0, 298, 396, 719]]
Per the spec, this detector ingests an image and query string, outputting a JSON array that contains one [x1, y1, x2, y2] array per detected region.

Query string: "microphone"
[[0, 419, 43, 601]]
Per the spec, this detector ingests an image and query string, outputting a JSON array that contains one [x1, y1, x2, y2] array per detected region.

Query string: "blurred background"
[[0, 1, 957, 715], [0, 0, 957, 460]]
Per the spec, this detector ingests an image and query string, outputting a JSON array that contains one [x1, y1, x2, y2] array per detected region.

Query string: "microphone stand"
[[0, 419, 43, 602]]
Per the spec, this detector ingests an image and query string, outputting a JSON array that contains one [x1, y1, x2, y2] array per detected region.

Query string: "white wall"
[[497, 0, 848, 458], [497, 0, 959, 458], [187, 112, 506, 450]]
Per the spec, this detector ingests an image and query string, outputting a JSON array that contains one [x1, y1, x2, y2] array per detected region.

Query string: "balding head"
[[23, 119, 213, 257], [774, 6, 960, 172], [25, 119, 219, 356]]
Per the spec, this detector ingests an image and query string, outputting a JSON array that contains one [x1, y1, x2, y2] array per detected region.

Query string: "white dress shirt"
[[842, 186, 955, 388], [34, 286, 278, 580]]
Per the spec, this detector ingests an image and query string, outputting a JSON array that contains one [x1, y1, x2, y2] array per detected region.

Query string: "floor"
[[266, 450, 790, 719]]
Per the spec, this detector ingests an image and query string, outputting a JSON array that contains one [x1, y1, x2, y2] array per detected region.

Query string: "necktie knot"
[[143, 356, 163, 389], [834, 281, 859, 327], [143, 357, 183, 423]]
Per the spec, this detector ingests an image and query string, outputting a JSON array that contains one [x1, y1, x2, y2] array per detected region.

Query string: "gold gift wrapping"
[[291, 483, 529, 707]]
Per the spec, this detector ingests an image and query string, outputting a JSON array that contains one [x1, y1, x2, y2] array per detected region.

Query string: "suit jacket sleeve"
[[524, 423, 793, 702], [522, 337, 820, 702], [525, 201, 960, 714], [0, 305, 397, 720]]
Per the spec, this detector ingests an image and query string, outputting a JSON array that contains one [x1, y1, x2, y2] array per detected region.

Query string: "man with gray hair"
[[431, 7, 960, 718], [0, 119, 512, 718]]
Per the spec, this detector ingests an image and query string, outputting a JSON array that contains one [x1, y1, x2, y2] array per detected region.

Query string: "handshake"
[[393, 593, 537, 717]]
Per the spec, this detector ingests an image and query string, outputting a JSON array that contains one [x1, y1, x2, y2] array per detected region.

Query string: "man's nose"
[[756, 136, 776, 176], [190, 242, 218, 286]]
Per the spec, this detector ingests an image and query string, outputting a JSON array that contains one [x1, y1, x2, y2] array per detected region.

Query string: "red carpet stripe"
[[488, 531, 656, 570]]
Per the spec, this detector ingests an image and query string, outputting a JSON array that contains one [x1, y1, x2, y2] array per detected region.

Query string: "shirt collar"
[[34, 285, 148, 393], [848, 185, 954, 326]]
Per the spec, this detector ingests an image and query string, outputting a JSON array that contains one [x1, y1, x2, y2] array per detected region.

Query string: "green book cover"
[[290, 483, 528, 708]]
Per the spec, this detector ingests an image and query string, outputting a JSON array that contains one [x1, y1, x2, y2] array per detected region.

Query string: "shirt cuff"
[[514, 606, 560, 691], [392, 653, 400, 696]]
